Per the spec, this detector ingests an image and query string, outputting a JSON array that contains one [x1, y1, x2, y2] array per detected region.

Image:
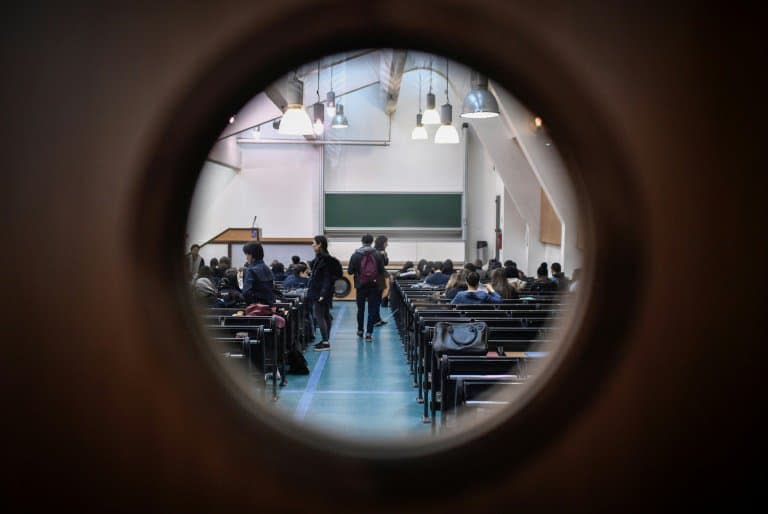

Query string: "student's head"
[[374, 235, 388, 251], [417, 259, 428, 271], [219, 256, 231, 269], [551, 262, 562, 274], [271, 261, 285, 273], [313, 235, 329, 254], [465, 271, 480, 289], [400, 261, 414, 272], [463, 262, 476, 272], [291, 255, 301, 265], [361, 233, 374, 246], [504, 262, 519, 279], [209, 257, 218, 269], [446, 271, 460, 290], [537, 263, 548, 278], [503, 260, 514, 268], [197, 265, 212, 279], [294, 263, 309, 277], [190, 244, 200, 257], [223, 267, 239, 287], [474, 259, 483, 268], [491, 267, 508, 288], [243, 242, 264, 263], [442, 259, 454, 274]]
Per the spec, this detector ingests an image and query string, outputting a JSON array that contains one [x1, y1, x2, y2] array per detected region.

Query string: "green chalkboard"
[[324, 193, 462, 228]]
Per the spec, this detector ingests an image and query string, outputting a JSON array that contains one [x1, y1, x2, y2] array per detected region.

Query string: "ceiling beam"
[[380, 49, 407, 115]]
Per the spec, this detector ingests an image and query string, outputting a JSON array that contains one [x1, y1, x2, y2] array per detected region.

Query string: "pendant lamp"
[[331, 102, 348, 128], [312, 62, 325, 135], [434, 59, 460, 144], [278, 73, 314, 135], [461, 71, 500, 119], [422, 61, 441, 125], [411, 72, 428, 140], [326, 62, 337, 118]]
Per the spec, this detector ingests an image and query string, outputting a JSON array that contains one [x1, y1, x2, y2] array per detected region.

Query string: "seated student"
[[425, 260, 452, 286], [529, 262, 558, 292], [283, 262, 309, 289], [242, 242, 274, 305], [287, 255, 301, 274], [416, 259, 429, 279], [551, 262, 570, 291], [569, 268, 581, 293], [474, 259, 488, 281], [271, 260, 287, 282], [444, 270, 468, 300], [218, 268, 245, 307], [194, 277, 221, 307], [398, 261, 418, 278], [451, 271, 502, 304], [491, 267, 519, 299]]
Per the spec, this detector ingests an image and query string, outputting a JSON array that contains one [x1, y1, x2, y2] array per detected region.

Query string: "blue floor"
[[274, 302, 430, 439]]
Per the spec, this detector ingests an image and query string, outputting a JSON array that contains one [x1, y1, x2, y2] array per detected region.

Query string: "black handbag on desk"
[[432, 321, 488, 354]]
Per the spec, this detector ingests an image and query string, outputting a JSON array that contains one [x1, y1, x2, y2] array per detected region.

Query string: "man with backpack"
[[348, 233, 387, 341]]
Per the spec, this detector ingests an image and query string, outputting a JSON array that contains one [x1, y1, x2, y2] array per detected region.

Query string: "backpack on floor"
[[286, 349, 310, 375], [359, 252, 378, 286]]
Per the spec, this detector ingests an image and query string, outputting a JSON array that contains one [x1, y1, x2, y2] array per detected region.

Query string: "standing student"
[[307, 235, 336, 352], [186, 244, 204, 281], [242, 242, 274, 305], [348, 233, 386, 341], [373, 235, 390, 323]]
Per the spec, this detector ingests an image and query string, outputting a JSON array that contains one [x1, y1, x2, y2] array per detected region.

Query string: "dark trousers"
[[356, 286, 381, 334], [313, 300, 332, 342]]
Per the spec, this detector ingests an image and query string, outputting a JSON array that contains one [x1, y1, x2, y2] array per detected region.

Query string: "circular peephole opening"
[[185, 49, 588, 457]]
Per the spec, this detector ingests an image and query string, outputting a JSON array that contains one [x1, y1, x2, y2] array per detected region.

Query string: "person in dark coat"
[[242, 242, 274, 305], [529, 262, 558, 292], [307, 235, 335, 351]]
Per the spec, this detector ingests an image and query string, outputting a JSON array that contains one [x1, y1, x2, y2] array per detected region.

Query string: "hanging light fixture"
[[411, 71, 428, 140], [331, 101, 348, 128], [312, 62, 325, 136], [422, 60, 441, 125], [435, 58, 460, 144], [461, 71, 500, 119], [278, 72, 314, 136], [326, 61, 336, 118]]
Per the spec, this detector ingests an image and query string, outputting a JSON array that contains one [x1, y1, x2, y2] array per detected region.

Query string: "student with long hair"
[[444, 270, 469, 300], [307, 235, 336, 351], [491, 267, 519, 299]]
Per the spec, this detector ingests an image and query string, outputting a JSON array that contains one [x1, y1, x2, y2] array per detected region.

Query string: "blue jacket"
[[242, 259, 274, 305], [283, 274, 309, 289], [451, 289, 502, 304]]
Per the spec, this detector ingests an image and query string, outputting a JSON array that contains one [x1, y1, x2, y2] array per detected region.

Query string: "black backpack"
[[327, 255, 343, 281]]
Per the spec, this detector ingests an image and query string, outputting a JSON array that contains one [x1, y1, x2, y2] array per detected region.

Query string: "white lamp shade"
[[331, 104, 349, 128], [434, 124, 460, 144], [313, 120, 325, 135], [278, 105, 314, 135], [422, 108, 441, 125], [411, 125, 428, 140]]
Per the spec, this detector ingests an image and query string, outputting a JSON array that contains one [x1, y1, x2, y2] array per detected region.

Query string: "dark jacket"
[[530, 278, 558, 292], [425, 271, 450, 287], [347, 245, 386, 289], [444, 284, 468, 300], [242, 259, 274, 305], [552, 272, 570, 291], [307, 253, 334, 302]]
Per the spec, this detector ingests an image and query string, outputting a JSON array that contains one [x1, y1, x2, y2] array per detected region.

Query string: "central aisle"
[[277, 303, 430, 439]]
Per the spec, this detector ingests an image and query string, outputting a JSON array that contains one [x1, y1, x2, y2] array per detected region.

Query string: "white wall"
[[187, 145, 321, 245], [501, 188, 528, 269], [323, 70, 465, 193]]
